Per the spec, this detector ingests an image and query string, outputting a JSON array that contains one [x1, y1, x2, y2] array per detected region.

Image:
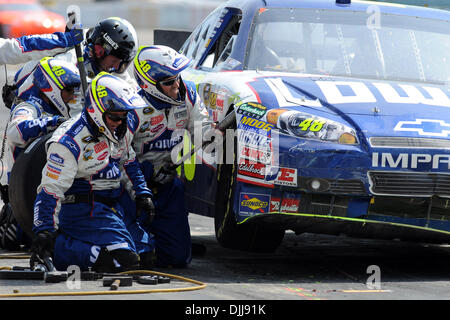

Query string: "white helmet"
[[84, 72, 147, 143], [33, 57, 81, 118], [133, 45, 190, 105]]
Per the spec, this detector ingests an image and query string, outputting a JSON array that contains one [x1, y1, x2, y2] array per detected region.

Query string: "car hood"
[[238, 72, 450, 138]]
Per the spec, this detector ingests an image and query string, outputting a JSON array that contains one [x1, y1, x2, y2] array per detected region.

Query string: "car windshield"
[[245, 8, 450, 84]]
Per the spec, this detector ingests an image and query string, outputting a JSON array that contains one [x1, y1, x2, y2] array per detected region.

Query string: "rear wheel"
[[214, 135, 284, 253], [8, 133, 51, 238]]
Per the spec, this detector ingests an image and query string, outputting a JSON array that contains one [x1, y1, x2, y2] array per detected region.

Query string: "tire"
[[214, 136, 285, 253], [8, 133, 52, 238]]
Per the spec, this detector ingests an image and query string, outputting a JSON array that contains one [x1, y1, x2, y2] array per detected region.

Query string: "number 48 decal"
[[298, 118, 326, 132]]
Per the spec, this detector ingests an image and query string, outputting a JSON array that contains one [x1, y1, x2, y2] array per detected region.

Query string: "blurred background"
[[0, 0, 226, 45], [0, 0, 448, 45]]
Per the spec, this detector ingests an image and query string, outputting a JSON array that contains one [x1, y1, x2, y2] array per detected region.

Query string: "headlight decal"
[[266, 108, 358, 144]]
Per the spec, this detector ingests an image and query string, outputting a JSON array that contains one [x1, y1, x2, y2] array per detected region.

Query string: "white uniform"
[[6, 97, 64, 173], [0, 32, 73, 65], [33, 111, 150, 233], [130, 80, 212, 171]]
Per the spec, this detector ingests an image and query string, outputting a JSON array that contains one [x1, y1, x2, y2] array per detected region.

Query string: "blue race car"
[[175, 0, 450, 252]]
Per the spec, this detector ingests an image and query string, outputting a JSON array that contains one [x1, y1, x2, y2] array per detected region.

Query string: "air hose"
[[0, 254, 206, 298]]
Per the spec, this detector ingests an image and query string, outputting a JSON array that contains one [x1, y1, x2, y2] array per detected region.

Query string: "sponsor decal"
[[49, 153, 64, 165], [46, 164, 61, 180], [238, 159, 266, 179], [237, 129, 272, 150], [46, 164, 61, 175], [274, 168, 297, 187], [46, 172, 59, 180], [139, 121, 150, 133], [176, 119, 187, 128], [94, 141, 108, 153], [83, 149, 94, 161], [145, 135, 183, 151], [237, 102, 267, 119], [82, 135, 94, 143], [316, 80, 450, 107], [216, 94, 224, 111], [103, 33, 119, 50], [239, 193, 270, 215], [143, 107, 154, 115], [269, 196, 300, 213], [240, 145, 272, 164], [173, 56, 188, 69], [372, 152, 450, 169], [174, 110, 187, 119], [239, 116, 273, 132], [394, 119, 450, 138], [97, 151, 109, 161], [150, 114, 164, 126], [13, 109, 31, 117], [208, 91, 217, 109], [280, 198, 300, 213], [150, 123, 165, 134], [270, 197, 280, 212]]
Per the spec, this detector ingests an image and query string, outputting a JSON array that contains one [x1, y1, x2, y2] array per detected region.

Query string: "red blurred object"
[[0, 0, 65, 38]]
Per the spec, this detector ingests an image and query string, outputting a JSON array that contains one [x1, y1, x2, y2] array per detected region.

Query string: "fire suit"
[[123, 79, 211, 267], [33, 111, 154, 271], [7, 91, 81, 177], [14, 31, 136, 99], [0, 32, 77, 65], [4, 93, 74, 248]]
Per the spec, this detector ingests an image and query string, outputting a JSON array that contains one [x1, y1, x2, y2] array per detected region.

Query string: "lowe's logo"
[[372, 152, 450, 169], [103, 33, 119, 50], [394, 119, 450, 138]]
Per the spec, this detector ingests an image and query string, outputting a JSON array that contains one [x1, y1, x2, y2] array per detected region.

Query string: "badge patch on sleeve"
[[46, 164, 61, 180], [49, 153, 64, 165]]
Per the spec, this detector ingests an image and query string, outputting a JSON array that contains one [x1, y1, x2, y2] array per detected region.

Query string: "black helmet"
[[86, 17, 138, 73]]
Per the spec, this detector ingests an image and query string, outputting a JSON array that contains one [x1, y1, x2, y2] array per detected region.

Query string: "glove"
[[47, 116, 66, 131], [31, 231, 55, 260], [135, 196, 155, 225], [152, 164, 177, 185], [2, 83, 17, 110], [66, 28, 84, 46]]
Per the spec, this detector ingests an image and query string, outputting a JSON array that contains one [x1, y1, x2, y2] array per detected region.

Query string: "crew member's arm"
[[7, 103, 63, 148], [33, 142, 78, 233], [0, 30, 83, 65]]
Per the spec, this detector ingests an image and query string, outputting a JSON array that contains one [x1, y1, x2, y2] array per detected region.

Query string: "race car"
[[173, 0, 450, 252], [0, 0, 65, 38]]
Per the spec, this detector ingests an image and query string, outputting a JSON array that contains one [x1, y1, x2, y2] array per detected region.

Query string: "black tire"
[[8, 133, 52, 238], [214, 137, 285, 253]]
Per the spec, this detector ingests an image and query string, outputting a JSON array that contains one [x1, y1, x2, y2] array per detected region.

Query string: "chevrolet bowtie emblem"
[[394, 119, 450, 138]]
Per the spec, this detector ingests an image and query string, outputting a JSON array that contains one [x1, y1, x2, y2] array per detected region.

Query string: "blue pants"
[[120, 165, 192, 267], [53, 200, 154, 271]]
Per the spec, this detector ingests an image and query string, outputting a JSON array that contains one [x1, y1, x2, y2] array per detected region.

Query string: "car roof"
[[222, 0, 450, 21]]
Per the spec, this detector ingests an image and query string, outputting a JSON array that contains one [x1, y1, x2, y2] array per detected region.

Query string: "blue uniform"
[[33, 111, 154, 271], [123, 81, 211, 267]]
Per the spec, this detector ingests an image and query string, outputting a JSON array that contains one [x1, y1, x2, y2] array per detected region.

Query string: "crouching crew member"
[[121, 45, 212, 268], [31, 72, 155, 272]]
